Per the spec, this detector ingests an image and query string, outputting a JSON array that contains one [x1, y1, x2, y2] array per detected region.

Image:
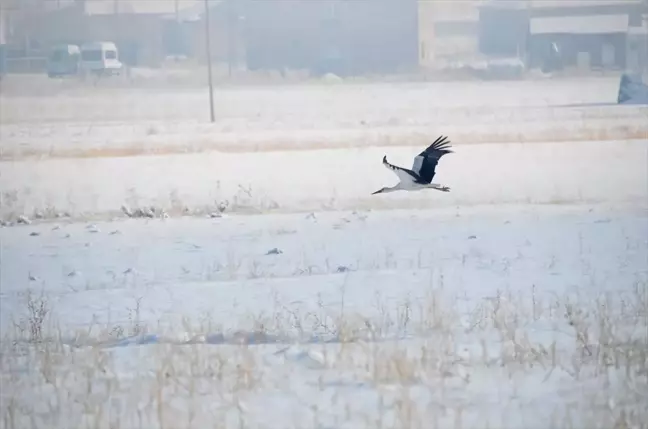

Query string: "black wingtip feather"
[[421, 135, 453, 155], [433, 135, 448, 145]]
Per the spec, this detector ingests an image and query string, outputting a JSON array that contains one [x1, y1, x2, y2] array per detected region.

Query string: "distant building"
[[0, 5, 7, 45], [5, 0, 420, 76], [478, 0, 645, 71], [626, 14, 648, 73], [4, 0, 211, 68], [240, 0, 419, 76], [181, 1, 245, 71], [419, 1, 481, 68], [0, 6, 6, 78], [478, 2, 529, 59]]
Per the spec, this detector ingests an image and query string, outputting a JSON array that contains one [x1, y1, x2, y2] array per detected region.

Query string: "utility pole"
[[204, 0, 215, 123], [226, 0, 232, 78], [642, 0, 648, 74]]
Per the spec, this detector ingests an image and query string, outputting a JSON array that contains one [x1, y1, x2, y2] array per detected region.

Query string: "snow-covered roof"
[[530, 14, 630, 34], [481, 0, 642, 10], [81, 0, 202, 16], [528, 0, 640, 8]]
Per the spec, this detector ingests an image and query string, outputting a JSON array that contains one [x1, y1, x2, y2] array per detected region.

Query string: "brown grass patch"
[[2, 125, 646, 162]]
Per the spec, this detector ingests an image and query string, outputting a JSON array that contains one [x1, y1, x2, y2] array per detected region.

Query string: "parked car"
[[47, 41, 123, 79], [79, 41, 123, 77], [46, 44, 81, 78]]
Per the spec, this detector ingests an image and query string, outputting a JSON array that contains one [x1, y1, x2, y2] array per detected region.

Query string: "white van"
[[79, 41, 123, 76]]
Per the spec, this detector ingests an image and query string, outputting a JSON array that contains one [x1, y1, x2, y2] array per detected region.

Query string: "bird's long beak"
[[371, 189, 383, 195]]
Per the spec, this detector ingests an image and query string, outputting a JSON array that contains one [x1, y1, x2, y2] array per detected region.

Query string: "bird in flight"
[[372, 135, 453, 195]]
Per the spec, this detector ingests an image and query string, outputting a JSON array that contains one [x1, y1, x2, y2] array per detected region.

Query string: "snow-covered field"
[[1, 139, 647, 221], [2, 203, 647, 429], [1, 76, 647, 158], [1, 77, 647, 428]]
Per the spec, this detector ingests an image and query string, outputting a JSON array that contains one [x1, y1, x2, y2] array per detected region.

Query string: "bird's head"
[[372, 186, 398, 195]]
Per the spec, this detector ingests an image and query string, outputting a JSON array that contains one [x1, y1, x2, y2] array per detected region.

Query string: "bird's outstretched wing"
[[411, 135, 453, 184], [382, 156, 420, 183]]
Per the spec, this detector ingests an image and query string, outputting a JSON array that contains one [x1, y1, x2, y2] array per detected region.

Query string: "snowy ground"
[[1, 78, 647, 428], [1, 76, 647, 158], [1, 203, 647, 429], [1, 139, 646, 221]]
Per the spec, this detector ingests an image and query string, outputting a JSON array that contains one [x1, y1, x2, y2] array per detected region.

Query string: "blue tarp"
[[618, 73, 648, 105]]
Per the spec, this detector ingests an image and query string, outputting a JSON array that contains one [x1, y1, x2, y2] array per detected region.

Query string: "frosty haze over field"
[[1, 13, 647, 428]]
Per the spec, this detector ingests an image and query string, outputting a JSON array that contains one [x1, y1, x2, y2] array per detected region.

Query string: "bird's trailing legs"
[[428, 183, 451, 192]]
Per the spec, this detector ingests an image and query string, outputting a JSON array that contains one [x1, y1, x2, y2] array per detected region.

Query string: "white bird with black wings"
[[372, 135, 453, 195]]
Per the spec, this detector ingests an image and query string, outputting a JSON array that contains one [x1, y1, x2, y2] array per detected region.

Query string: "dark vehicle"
[[46, 44, 81, 78]]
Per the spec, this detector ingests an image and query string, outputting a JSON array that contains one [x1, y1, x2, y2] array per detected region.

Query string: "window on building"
[[434, 20, 478, 37]]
